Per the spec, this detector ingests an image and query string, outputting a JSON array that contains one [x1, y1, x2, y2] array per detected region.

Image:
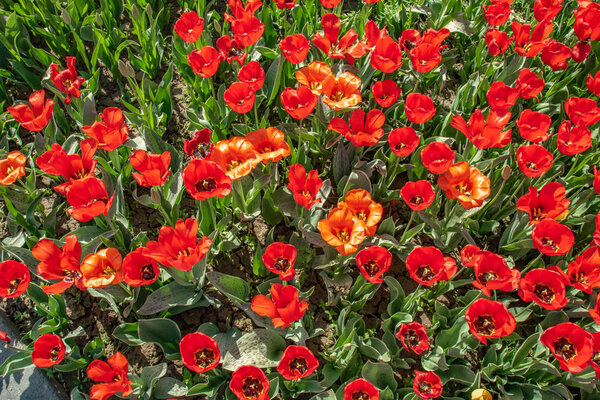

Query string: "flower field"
[[1, 0, 600, 399]]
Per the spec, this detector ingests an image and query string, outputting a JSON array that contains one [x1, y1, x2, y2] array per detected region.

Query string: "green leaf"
[[112, 322, 144, 346], [0, 351, 33, 377], [153, 377, 188, 399], [141, 362, 167, 391], [206, 271, 250, 303], [361, 361, 398, 391], [137, 281, 204, 315], [264, 55, 283, 106], [511, 332, 540, 368], [221, 329, 286, 371], [138, 318, 181, 360]]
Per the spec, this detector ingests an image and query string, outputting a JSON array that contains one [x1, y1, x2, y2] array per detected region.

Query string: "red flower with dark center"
[[465, 298, 516, 344], [82, 107, 129, 151], [280, 86, 318, 119], [262, 242, 297, 281], [87, 352, 132, 400], [567, 246, 600, 293], [460, 245, 481, 267], [36, 138, 97, 194], [541, 322, 593, 373], [420, 142, 455, 174], [486, 81, 519, 111], [413, 370, 442, 399], [188, 46, 221, 78], [32, 235, 83, 294], [438, 161, 491, 209], [328, 109, 385, 147], [0, 260, 30, 298], [589, 293, 600, 325], [280, 34, 310, 64], [130, 150, 171, 187], [7, 90, 54, 131], [245, 127, 291, 163], [400, 180, 435, 211], [515, 68, 545, 99], [216, 35, 247, 65], [517, 109, 552, 143], [396, 322, 429, 355], [174, 11, 204, 42], [355, 246, 392, 284], [483, 2, 511, 26], [519, 267, 569, 310], [65, 177, 115, 222], [516, 182, 570, 224], [180, 332, 220, 374], [230, 365, 270, 400], [405, 93, 436, 124], [144, 218, 213, 271], [485, 28, 514, 56], [472, 250, 520, 297], [277, 345, 319, 380], [184, 128, 213, 159], [512, 20, 553, 57], [344, 379, 379, 400], [541, 40, 571, 70], [231, 15, 265, 48], [388, 127, 420, 157], [405, 246, 457, 287], [238, 61, 265, 91], [32, 334, 65, 367], [122, 248, 160, 287], [251, 283, 308, 328], [287, 163, 323, 209], [451, 109, 512, 149], [224, 82, 256, 114], [313, 13, 358, 62], [372, 79, 401, 107], [571, 41, 591, 63], [516, 144, 553, 177], [587, 71, 600, 97], [534, 0, 563, 22], [183, 158, 232, 201], [50, 56, 85, 105], [371, 36, 402, 73], [564, 97, 600, 127], [532, 219, 574, 256]]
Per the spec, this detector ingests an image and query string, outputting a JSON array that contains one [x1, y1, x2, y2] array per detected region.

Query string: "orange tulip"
[[245, 127, 291, 164], [338, 189, 383, 236], [206, 137, 261, 180], [0, 151, 26, 186], [318, 207, 366, 255], [295, 61, 333, 95], [80, 248, 123, 289], [438, 162, 491, 209], [321, 72, 362, 110]]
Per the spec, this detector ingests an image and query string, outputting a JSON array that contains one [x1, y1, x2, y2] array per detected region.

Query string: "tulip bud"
[[501, 164, 511, 180], [145, 3, 152, 18], [61, 9, 71, 25], [472, 389, 492, 400], [131, 4, 139, 20], [118, 60, 135, 79], [150, 187, 161, 204]]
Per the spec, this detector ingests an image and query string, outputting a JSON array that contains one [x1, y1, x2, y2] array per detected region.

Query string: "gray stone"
[[0, 311, 67, 400]]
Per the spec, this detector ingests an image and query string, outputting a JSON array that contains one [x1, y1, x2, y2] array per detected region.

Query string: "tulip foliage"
[[1, 0, 600, 399]]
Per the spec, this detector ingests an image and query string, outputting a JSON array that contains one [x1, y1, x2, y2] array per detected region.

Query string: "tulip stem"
[[521, 253, 543, 275], [401, 211, 415, 242]]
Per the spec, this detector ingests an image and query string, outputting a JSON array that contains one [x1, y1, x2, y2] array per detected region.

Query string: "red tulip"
[[517, 109, 552, 143], [280, 34, 310, 64], [355, 246, 392, 284], [344, 379, 379, 400], [451, 109, 512, 149], [184, 128, 213, 158], [188, 46, 221, 78], [273, 0, 296, 9], [564, 97, 600, 127], [460, 245, 481, 267], [50, 56, 85, 104], [32, 334, 65, 367], [313, 13, 358, 61], [516, 182, 570, 224], [516, 144, 553, 177], [318, 0, 342, 7], [224, 82, 256, 114], [287, 163, 323, 209], [589, 293, 600, 325], [372, 79, 400, 107], [277, 345, 319, 380], [567, 246, 600, 293], [396, 322, 429, 355], [388, 127, 419, 157], [541, 322, 593, 373], [532, 219, 574, 256], [231, 15, 264, 48], [33, 235, 83, 293], [87, 352, 132, 400], [280, 86, 318, 119], [251, 283, 308, 328], [174, 11, 204, 42], [328, 109, 385, 147], [183, 158, 232, 201], [0, 260, 30, 298], [587, 71, 600, 97], [486, 81, 519, 111], [465, 298, 516, 344], [230, 365, 270, 400], [515, 68, 545, 99], [405, 246, 457, 287], [541, 41, 571, 70], [238, 61, 265, 91], [400, 180, 435, 211], [405, 93, 436, 124], [0, 330, 10, 344], [371, 36, 402, 73], [7, 90, 54, 131], [413, 370, 442, 399], [180, 332, 220, 373], [571, 41, 591, 63], [512, 20, 553, 57], [262, 242, 297, 281], [122, 248, 160, 287], [65, 177, 115, 222], [216, 35, 247, 65], [483, 2, 511, 26], [82, 107, 129, 151], [573, 1, 600, 41], [556, 121, 591, 155], [485, 28, 514, 56], [471, 250, 520, 297], [130, 150, 171, 187], [534, 0, 563, 22], [519, 267, 569, 310], [420, 142, 455, 174]]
